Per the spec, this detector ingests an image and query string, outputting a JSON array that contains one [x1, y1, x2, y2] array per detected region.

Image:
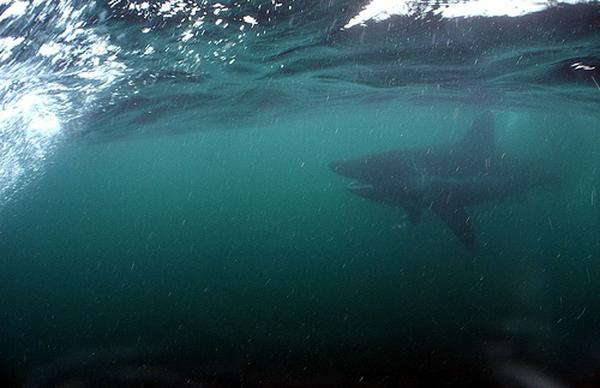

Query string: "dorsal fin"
[[460, 111, 495, 158]]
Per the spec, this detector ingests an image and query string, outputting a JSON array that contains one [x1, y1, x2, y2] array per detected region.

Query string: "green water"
[[2, 103, 599, 383]]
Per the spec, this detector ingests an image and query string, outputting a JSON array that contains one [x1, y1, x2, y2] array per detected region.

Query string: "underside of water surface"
[[1, 1, 600, 387]]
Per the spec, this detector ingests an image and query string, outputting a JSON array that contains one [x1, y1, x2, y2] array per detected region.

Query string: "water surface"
[[1, 1, 600, 386]]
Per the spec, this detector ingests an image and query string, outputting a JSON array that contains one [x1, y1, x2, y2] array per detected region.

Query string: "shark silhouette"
[[328, 112, 559, 248]]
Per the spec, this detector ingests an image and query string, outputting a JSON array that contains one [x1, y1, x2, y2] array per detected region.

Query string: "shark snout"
[[328, 159, 363, 179], [329, 159, 375, 195], [328, 160, 345, 173]]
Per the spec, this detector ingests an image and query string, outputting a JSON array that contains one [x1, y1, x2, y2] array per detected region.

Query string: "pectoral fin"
[[432, 203, 475, 249]]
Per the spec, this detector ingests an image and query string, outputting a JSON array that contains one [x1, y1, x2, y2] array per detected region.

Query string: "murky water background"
[[1, 1, 599, 386]]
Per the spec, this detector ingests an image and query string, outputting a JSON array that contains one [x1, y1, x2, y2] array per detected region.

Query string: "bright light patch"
[[0, 0, 127, 209], [29, 114, 61, 137], [0, 36, 24, 61], [0, 0, 28, 23], [571, 62, 596, 71], [181, 29, 194, 42], [243, 15, 258, 26], [0, 90, 63, 206], [38, 42, 63, 57], [343, 0, 410, 29], [441, 0, 547, 18], [342, 0, 596, 29]]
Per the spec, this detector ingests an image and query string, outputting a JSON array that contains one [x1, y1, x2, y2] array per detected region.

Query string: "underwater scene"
[[1, 0, 600, 387]]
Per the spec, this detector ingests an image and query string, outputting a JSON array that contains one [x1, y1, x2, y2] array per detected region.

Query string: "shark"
[[328, 112, 560, 248]]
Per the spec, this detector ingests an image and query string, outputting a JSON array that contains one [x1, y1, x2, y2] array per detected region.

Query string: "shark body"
[[328, 112, 559, 248]]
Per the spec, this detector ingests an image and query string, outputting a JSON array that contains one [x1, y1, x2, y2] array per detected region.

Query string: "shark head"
[[329, 154, 420, 220], [329, 151, 412, 184], [328, 159, 370, 181]]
